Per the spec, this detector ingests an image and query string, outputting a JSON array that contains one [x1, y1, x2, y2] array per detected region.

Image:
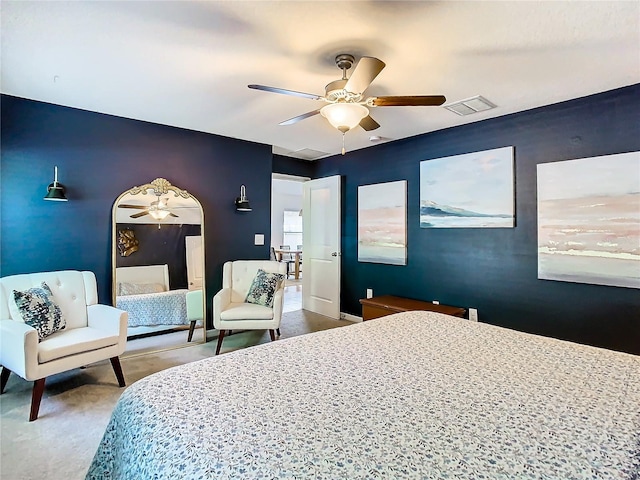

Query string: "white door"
[[302, 175, 341, 318], [185, 235, 204, 290]]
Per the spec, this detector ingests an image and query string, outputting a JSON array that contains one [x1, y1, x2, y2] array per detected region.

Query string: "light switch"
[[254, 234, 264, 246]]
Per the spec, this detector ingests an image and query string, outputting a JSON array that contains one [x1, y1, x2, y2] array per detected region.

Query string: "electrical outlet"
[[340, 312, 346, 320], [468, 308, 478, 322], [366, 288, 373, 299]]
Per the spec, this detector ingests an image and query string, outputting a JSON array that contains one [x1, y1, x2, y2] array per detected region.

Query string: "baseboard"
[[340, 312, 362, 323]]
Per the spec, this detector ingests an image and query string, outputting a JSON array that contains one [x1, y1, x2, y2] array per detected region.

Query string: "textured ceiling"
[[2, 1, 639, 159]]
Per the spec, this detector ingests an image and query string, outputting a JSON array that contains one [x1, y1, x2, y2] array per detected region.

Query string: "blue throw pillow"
[[245, 269, 285, 307], [12, 282, 66, 340]]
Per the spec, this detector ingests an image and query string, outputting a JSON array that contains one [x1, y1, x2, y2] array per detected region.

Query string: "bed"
[[115, 265, 193, 335], [86, 311, 640, 479]]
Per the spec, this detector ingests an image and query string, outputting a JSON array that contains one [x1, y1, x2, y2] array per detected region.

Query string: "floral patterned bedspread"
[[115, 289, 189, 327], [86, 311, 640, 479]]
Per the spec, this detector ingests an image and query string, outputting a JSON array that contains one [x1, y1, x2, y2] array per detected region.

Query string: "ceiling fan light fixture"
[[320, 103, 369, 132], [148, 206, 170, 220], [147, 197, 171, 220], [249, 54, 444, 156]]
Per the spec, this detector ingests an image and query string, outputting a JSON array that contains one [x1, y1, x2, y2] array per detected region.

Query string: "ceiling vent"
[[444, 95, 497, 116], [288, 148, 331, 160]]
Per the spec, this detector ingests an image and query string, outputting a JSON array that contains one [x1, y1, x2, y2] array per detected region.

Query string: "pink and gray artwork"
[[537, 151, 640, 288]]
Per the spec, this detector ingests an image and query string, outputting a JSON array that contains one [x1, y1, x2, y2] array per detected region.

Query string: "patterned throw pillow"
[[12, 282, 66, 340], [245, 269, 285, 307]]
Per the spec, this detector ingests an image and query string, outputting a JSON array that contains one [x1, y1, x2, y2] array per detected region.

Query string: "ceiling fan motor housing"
[[325, 54, 362, 102], [335, 53, 355, 71], [325, 79, 362, 103]]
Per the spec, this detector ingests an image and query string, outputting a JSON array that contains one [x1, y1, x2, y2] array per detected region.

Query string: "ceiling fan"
[[249, 54, 446, 154], [118, 197, 178, 220]]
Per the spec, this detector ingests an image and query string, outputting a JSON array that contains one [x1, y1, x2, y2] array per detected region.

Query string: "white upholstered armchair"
[[0, 270, 128, 421], [213, 260, 287, 355]]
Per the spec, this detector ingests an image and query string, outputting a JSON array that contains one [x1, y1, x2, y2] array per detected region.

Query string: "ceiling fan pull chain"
[[342, 133, 346, 156]]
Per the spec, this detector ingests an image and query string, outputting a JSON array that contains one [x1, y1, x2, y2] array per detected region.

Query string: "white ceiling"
[[2, 1, 639, 159]]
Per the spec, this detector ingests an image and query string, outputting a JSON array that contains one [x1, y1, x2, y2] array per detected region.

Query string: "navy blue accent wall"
[[272, 154, 317, 178], [315, 84, 640, 355], [115, 224, 202, 289], [1, 95, 274, 325]]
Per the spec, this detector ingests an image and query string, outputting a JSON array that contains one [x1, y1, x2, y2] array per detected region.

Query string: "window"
[[282, 210, 302, 249]]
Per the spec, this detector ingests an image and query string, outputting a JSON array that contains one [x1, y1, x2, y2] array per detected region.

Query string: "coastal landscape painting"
[[358, 180, 407, 265], [537, 152, 640, 289], [419, 147, 514, 228]]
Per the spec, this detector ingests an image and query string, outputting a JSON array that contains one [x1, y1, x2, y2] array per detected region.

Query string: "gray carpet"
[[0, 309, 349, 480]]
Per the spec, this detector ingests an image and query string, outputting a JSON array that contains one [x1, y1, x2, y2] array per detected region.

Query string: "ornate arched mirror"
[[112, 178, 206, 353]]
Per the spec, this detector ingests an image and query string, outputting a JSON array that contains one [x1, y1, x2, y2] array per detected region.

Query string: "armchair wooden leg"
[[110, 357, 126, 387], [1, 367, 11, 394], [215, 330, 226, 355], [269, 329, 276, 341], [276, 328, 281, 336], [187, 320, 196, 342], [29, 378, 46, 422]]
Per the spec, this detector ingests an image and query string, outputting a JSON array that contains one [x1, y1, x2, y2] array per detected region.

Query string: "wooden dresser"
[[359, 295, 466, 321]]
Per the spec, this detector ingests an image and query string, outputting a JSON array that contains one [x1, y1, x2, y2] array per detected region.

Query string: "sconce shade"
[[235, 184, 252, 212], [235, 200, 252, 211], [320, 103, 369, 133], [44, 184, 68, 201], [44, 166, 68, 201]]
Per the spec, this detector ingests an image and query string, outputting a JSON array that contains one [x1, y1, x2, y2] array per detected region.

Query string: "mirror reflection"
[[112, 178, 206, 355]]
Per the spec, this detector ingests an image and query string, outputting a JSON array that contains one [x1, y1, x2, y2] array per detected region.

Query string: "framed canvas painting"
[[358, 180, 407, 265], [537, 151, 640, 289], [419, 146, 515, 228]]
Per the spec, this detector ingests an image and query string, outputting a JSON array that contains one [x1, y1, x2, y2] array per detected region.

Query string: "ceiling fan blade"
[[248, 84, 322, 101], [119, 204, 147, 209], [279, 109, 321, 126], [359, 115, 381, 131], [344, 57, 386, 94], [130, 211, 149, 219], [371, 95, 446, 107]]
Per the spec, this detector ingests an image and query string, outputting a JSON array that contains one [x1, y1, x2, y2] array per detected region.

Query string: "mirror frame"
[[111, 177, 207, 347]]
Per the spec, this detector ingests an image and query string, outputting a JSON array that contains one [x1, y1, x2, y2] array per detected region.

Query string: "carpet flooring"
[[0, 308, 350, 480]]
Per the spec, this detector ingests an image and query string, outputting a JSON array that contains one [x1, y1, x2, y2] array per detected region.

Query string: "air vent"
[[288, 148, 330, 160], [444, 95, 497, 116]]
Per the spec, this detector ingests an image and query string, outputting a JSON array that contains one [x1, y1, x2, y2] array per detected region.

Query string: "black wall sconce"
[[235, 185, 252, 212], [43, 166, 68, 201]]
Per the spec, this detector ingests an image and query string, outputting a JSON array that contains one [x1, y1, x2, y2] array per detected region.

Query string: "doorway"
[[272, 174, 308, 312]]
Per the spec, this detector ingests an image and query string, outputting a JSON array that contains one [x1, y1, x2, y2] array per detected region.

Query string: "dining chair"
[[279, 245, 295, 278], [296, 245, 303, 275]]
